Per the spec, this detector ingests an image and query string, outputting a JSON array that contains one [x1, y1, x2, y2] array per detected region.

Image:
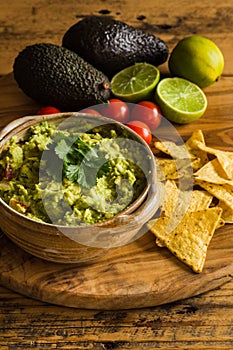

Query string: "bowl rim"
[[0, 112, 158, 229]]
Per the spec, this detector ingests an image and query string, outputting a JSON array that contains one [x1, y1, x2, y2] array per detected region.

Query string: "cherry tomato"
[[126, 120, 152, 145], [81, 108, 102, 116], [37, 106, 61, 115], [131, 101, 162, 131], [100, 99, 130, 123]]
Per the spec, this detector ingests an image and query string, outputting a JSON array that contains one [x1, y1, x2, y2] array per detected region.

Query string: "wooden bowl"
[[0, 112, 160, 263]]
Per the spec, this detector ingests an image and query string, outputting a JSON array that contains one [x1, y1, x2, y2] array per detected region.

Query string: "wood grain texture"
[[0, 0, 233, 75], [0, 220, 232, 309], [0, 281, 233, 349]]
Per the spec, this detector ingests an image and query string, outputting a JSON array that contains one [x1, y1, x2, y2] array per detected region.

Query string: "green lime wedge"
[[111, 63, 160, 103], [155, 77, 207, 124]]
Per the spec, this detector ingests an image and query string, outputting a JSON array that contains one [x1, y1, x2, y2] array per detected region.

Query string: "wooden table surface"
[[0, 0, 233, 349]]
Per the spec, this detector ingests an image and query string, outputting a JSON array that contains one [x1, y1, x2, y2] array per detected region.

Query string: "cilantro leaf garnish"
[[54, 139, 71, 159], [54, 136, 106, 188]]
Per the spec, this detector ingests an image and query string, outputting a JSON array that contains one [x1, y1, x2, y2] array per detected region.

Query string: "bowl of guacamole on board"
[[0, 112, 159, 263]]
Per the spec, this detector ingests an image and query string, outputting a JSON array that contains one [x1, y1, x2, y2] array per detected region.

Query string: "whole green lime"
[[168, 36, 224, 88]]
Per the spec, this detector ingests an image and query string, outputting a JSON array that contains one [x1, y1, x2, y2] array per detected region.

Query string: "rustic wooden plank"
[[0, 280, 232, 349], [0, 0, 233, 75]]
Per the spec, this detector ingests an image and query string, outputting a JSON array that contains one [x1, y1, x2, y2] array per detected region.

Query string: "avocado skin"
[[62, 16, 169, 77], [13, 43, 111, 111]]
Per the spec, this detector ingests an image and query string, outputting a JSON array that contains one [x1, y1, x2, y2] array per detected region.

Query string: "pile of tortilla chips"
[[147, 130, 233, 273]]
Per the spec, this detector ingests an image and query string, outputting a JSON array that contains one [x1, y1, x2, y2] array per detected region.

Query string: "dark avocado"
[[62, 16, 169, 77], [13, 43, 111, 111]]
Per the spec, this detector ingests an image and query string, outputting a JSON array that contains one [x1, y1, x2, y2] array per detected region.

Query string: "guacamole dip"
[[0, 121, 149, 225]]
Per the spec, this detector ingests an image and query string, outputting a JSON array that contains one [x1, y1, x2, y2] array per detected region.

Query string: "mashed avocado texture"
[[0, 121, 149, 225]]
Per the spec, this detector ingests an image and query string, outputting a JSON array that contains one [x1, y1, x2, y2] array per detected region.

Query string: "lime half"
[[111, 63, 160, 103], [155, 77, 207, 124]]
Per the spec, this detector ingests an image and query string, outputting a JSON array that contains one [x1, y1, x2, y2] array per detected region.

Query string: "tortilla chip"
[[217, 200, 233, 223], [155, 158, 178, 180], [161, 181, 193, 222], [154, 140, 189, 159], [154, 130, 208, 172], [156, 157, 194, 182], [160, 180, 178, 216], [196, 181, 233, 209], [195, 141, 233, 179], [194, 158, 233, 186], [148, 207, 223, 273], [185, 130, 209, 170], [191, 157, 208, 172], [161, 180, 213, 217], [188, 190, 213, 212], [215, 151, 233, 179]]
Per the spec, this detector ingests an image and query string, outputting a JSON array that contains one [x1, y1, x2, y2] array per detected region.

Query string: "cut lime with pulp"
[[111, 62, 160, 103], [155, 77, 207, 124]]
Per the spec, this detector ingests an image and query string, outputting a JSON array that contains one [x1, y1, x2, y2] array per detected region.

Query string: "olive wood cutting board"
[[0, 73, 232, 310]]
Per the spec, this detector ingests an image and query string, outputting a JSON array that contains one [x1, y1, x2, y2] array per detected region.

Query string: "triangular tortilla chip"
[[161, 180, 213, 217], [164, 183, 193, 223], [196, 181, 233, 208], [195, 141, 233, 179], [154, 140, 189, 159], [215, 152, 233, 179], [155, 158, 178, 180], [156, 157, 194, 181], [154, 130, 208, 172], [194, 158, 233, 186], [160, 180, 179, 216], [185, 130, 209, 170], [147, 207, 222, 273], [188, 190, 213, 211], [217, 200, 233, 223]]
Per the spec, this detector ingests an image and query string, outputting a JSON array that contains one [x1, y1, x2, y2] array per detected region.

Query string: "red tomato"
[[131, 101, 162, 131], [126, 120, 152, 145], [37, 106, 61, 115], [100, 99, 130, 123], [81, 108, 102, 116]]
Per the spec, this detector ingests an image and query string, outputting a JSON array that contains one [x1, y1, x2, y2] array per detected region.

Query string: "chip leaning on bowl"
[[0, 112, 159, 263]]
